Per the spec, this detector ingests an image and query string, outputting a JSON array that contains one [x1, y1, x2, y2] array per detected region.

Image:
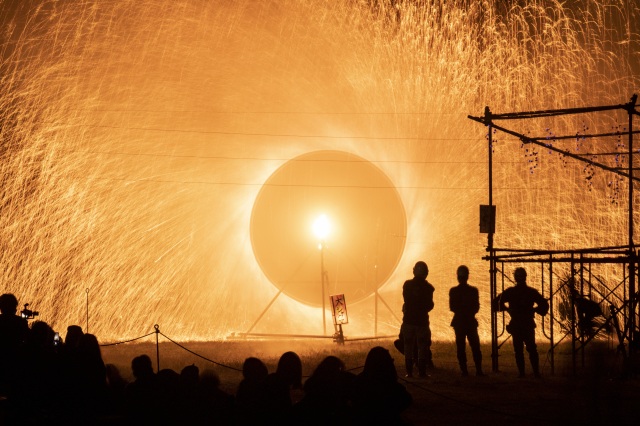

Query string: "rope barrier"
[[101, 325, 368, 375], [100, 331, 157, 346], [158, 331, 242, 372]]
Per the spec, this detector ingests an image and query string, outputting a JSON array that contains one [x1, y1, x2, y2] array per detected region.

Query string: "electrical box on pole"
[[479, 205, 496, 234]]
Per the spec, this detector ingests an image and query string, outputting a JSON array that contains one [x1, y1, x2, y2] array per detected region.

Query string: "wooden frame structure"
[[469, 95, 640, 374]]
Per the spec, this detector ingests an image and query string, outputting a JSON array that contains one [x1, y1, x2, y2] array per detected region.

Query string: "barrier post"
[[154, 324, 160, 373], [85, 288, 90, 333]]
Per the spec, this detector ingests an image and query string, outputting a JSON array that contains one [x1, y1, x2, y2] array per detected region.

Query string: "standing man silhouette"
[[449, 265, 484, 376], [401, 261, 435, 378], [493, 267, 549, 378]]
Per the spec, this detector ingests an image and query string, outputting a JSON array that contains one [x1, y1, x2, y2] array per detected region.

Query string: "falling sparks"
[[0, 0, 638, 341]]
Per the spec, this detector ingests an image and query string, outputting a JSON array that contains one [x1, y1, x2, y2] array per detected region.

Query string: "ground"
[[100, 338, 640, 425]]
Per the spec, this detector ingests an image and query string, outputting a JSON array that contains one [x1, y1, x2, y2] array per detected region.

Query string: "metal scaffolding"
[[468, 95, 640, 374]]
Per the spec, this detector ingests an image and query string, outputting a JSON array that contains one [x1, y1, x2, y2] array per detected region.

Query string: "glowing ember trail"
[[0, 1, 638, 341]]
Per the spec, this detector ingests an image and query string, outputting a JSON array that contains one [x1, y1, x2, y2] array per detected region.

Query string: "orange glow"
[[250, 151, 406, 307], [0, 1, 638, 341]]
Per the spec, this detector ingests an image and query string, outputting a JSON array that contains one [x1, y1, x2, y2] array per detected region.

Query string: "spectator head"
[[514, 267, 527, 285], [65, 325, 84, 350], [131, 354, 155, 379], [276, 351, 302, 389], [242, 357, 268, 382], [313, 355, 345, 377], [78, 333, 103, 361], [0, 293, 19, 314], [180, 364, 200, 386], [413, 261, 429, 279], [28, 320, 55, 349], [457, 265, 469, 283], [363, 346, 397, 383]]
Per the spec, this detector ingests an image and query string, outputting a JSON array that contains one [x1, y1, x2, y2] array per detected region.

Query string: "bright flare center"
[[312, 214, 331, 243]]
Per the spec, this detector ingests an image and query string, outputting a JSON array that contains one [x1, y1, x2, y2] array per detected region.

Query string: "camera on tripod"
[[20, 303, 39, 320]]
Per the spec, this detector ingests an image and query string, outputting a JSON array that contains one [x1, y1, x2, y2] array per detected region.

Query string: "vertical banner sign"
[[330, 294, 348, 325]]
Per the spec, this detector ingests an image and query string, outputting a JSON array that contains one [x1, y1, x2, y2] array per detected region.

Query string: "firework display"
[[0, 1, 638, 341]]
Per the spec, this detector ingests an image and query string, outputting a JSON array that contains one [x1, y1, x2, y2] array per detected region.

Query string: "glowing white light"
[[312, 214, 331, 241]]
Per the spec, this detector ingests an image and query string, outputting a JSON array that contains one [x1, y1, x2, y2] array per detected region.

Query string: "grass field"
[[100, 337, 639, 425]]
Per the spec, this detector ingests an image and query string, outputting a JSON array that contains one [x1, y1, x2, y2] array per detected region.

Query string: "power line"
[[68, 108, 468, 116], [46, 122, 487, 141], [65, 149, 514, 165], [89, 175, 548, 190]]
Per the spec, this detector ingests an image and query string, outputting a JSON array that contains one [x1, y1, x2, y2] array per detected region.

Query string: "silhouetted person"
[[569, 286, 606, 337], [263, 351, 302, 424], [0, 293, 29, 396], [236, 357, 268, 425], [449, 265, 484, 376], [155, 368, 181, 424], [75, 333, 108, 419], [351, 346, 412, 425], [105, 363, 128, 418], [401, 261, 435, 377], [63, 325, 84, 354], [15, 320, 62, 423], [57, 332, 108, 423], [59, 325, 85, 422], [176, 364, 206, 423], [124, 354, 159, 424], [198, 369, 235, 425], [493, 267, 549, 378], [293, 355, 356, 425], [59, 325, 84, 374]]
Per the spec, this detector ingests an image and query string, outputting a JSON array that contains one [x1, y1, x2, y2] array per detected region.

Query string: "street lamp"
[[313, 214, 331, 335]]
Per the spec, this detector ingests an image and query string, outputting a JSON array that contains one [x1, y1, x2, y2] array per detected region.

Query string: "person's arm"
[[449, 288, 456, 313], [534, 291, 549, 316], [491, 292, 507, 312], [471, 287, 480, 315], [426, 286, 435, 312]]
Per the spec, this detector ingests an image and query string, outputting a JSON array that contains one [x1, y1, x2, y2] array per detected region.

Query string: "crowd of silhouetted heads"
[[1, 294, 412, 425]]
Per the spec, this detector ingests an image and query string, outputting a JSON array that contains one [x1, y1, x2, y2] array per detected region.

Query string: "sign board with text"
[[330, 294, 348, 325]]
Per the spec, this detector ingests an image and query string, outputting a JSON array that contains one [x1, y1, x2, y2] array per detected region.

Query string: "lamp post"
[[313, 214, 331, 336]]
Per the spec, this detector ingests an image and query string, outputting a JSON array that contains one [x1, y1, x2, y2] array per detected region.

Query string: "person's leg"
[[416, 326, 430, 377], [402, 324, 417, 377], [424, 325, 434, 368], [523, 329, 540, 377], [512, 330, 526, 377], [454, 327, 468, 375], [467, 327, 483, 375]]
